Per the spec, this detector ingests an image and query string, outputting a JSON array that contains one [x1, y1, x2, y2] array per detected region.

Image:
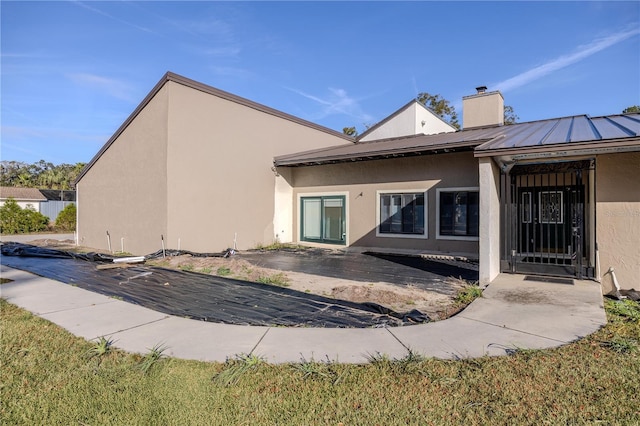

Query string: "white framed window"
[[376, 190, 427, 239], [436, 187, 479, 241]]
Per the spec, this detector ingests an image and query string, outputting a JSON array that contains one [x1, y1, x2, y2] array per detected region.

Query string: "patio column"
[[479, 157, 501, 285]]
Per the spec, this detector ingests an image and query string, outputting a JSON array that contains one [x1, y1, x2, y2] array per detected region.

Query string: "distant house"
[[76, 73, 640, 295], [0, 187, 76, 221], [0, 187, 47, 212]]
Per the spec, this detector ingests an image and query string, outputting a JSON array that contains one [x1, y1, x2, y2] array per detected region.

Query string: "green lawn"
[[1, 298, 639, 425]]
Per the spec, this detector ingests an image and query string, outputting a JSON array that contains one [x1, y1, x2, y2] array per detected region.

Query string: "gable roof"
[[356, 100, 455, 142], [75, 72, 353, 185], [274, 113, 640, 167], [0, 187, 47, 201]]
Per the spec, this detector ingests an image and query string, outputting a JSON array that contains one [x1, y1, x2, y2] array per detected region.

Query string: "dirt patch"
[[15, 239, 475, 321], [147, 253, 470, 320]]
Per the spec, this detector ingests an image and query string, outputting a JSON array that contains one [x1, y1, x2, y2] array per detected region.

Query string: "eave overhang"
[[274, 140, 480, 167]]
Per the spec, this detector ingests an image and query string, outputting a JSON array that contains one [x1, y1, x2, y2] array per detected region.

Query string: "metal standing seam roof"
[[274, 113, 640, 166], [475, 113, 640, 153], [0, 187, 48, 201]]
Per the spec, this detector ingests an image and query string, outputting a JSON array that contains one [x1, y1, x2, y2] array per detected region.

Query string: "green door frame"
[[300, 195, 346, 245]]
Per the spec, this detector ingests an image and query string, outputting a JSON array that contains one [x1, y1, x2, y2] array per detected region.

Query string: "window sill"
[[376, 232, 428, 240], [436, 235, 479, 241]]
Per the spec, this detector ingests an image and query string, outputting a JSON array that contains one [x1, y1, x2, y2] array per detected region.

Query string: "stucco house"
[[75, 72, 353, 256], [0, 187, 47, 212], [76, 72, 640, 295]]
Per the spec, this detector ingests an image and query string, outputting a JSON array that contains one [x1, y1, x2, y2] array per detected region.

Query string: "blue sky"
[[2, 1, 639, 165]]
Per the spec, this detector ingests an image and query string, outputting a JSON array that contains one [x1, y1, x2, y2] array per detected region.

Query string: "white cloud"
[[67, 73, 135, 102], [287, 87, 373, 123], [71, 1, 154, 34], [495, 26, 640, 93]]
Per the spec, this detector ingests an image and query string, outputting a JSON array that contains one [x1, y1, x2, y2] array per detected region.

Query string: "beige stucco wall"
[[286, 152, 480, 256], [478, 157, 501, 285], [77, 86, 169, 255], [596, 151, 640, 292], [164, 81, 347, 252]]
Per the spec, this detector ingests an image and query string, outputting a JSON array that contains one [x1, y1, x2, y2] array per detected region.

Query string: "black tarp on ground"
[[0, 243, 429, 328], [239, 249, 479, 295]]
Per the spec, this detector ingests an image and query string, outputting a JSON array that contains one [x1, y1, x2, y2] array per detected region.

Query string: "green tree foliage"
[[342, 126, 358, 137], [504, 105, 519, 125], [55, 203, 77, 232], [0, 160, 86, 190], [622, 105, 640, 114], [0, 198, 49, 234], [417, 92, 460, 130]]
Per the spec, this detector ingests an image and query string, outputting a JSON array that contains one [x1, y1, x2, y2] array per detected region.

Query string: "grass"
[[2, 297, 639, 424], [139, 343, 169, 374], [0, 278, 13, 284], [179, 263, 194, 272], [454, 281, 483, 305], [253, 242, 308, 251], [256, 272, 290, 287], [216, 266, 231, 276]]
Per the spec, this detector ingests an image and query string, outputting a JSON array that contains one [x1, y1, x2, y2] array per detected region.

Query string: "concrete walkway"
[[0, 265, 607, 364]]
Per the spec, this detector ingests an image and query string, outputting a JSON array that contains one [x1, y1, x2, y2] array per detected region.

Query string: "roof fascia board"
[[474, 137, 640, 158], [275, 140, 481, 167], [74, 72, 174, 185]]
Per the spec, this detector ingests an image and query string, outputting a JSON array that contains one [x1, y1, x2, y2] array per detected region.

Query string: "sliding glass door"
[[301, 196, 346, 244]]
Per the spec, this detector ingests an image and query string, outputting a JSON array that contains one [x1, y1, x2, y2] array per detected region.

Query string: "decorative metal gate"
[[503, 160, 594, 278]]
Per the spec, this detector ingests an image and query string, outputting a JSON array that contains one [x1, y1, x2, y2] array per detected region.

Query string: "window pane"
[[302, 198, 321, 239], [439, 192, 454, 235], [468, 192, 479, 236], [454, 192, 467, 235], [379, 192, 425, 235], [414, 194, 425, 234], [380, 195, 391, 233], [439, 191, 479, 237], [323, 198, 343, 240]]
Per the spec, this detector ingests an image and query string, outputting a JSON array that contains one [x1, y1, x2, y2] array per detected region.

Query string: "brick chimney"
[[462, 86, 504, 129]]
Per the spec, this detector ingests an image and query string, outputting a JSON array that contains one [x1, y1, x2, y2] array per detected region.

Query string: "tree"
[[504, 105, 519, 125], [0, 160, 86, 189], [342, 126, 358, 137], [417, 92, 460, 130], [623, 105, 640, 114], [55, 203, 77, 231], [0, 198, 49, 234]]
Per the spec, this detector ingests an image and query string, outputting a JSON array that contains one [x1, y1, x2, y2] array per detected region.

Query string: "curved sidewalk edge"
[[0, 266, 607, 364]]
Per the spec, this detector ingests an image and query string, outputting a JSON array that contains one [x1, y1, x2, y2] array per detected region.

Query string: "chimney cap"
[[476, 86, 488, 94]]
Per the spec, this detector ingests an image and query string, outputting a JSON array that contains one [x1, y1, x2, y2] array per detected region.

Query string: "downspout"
[[605, 267, 622, 299]]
